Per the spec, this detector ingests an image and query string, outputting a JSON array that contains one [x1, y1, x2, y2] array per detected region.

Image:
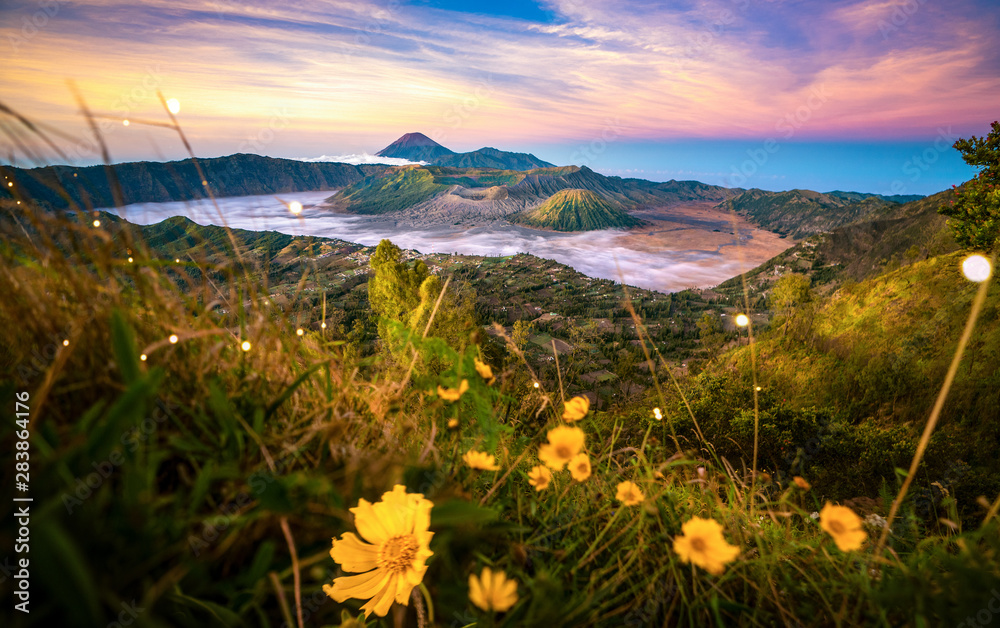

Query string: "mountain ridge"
[[374, 132, 555, 170]]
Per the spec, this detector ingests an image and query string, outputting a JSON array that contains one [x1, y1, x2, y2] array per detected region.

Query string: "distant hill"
[[0, 154, 388, 210], [435, 147, 553, 170], [826, 190, 925, 204], [374, 132, 555, 170], [375, 132, 455, 163], [326, 164, 737, 230], [716, 188, 900, 238], [716, 189, 958, 292], [511, 189, 644, 231]]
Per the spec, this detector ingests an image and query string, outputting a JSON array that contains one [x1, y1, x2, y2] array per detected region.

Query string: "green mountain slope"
[[435, 147, 554, 170], [329, 166, 449, 214], [712, 251, 1000, 503], [716, 189, 960, 295], [0, 153, 387, 210], [717, 188, 899, 238], [511, 188, 644, 231]]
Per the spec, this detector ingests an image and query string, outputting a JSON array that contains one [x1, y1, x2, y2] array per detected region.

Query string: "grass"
[[2, 102, 1000, 627]]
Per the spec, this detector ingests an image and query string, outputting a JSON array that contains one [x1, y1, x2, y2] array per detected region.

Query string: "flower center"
[[829, 520, 845, 534], [555, 445, 572, 459], [378, 535, 419, 574], [690, 537, 706, 552]]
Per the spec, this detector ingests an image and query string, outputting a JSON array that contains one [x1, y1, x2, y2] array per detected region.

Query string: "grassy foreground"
[[1, 198, 999, 628]]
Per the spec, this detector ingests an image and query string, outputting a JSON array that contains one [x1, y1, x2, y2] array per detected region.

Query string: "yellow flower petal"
[[326, 485, 435, 617], [469, 567, 519, 613], [463, 450, 500, 471], [562, 395, 590, 422], [527, 465, 552, 491], [538, 425, 585, 471], [438, 379, 470, 401], [569, 452, 591, 481], [819, 502, 867, 552], [616, 481, 645, 506], [474, 358, 495, 383], [672, 516, 740, 576], [331, 532, 378, 573]]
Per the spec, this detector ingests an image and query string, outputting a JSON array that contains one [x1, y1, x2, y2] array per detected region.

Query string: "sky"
[[2, 0, 998, 194]]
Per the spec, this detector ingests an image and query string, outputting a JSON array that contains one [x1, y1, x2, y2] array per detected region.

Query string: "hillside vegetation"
[[511, 188, 644, 231], [4, 188, 1000, 626], [0, 153, 387, 210], [717, 188, 901, 238]]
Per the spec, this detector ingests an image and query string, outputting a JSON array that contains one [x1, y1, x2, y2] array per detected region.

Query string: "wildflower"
[[527, 465, 552, 491], [672, 516, 740, 575], [323, 485, 434, 617], [474, 358, 495, 384], [569, 453, 591, 481], [819, 502, 867, 552], [438, 379, 469, 402], [468, 567, 518, 613], [616, 481, 644, 506], [792, 476, 811, 490], [562, 395, 590, 422], [447, 418, 459, 429], [463, 450, 500, 471], [538, 426, 585, 471]]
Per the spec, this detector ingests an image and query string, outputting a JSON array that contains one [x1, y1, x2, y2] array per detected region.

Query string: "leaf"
[[256, 475, 293, 513], [170, 592, 244, 626], [430, 499, 499, 527], [265, 362, 321, 421], [110, 308, 141, 385]]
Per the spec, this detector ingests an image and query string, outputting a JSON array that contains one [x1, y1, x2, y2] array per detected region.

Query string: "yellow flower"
[[527, 465, 552, 491], [562, 396, 590, 422], [323, 485, 434, 617], [792, 476, 811, 490], [538, 426, 586, 471], [819, 502, 867, 552], [438, 379, 469, 402], [569, 452, 591, 481], [672, 516, 740, 576], [463, 450, 500, 471], [447, 418, 459, 429], [468, 567, 518, 613], [616, 481, 644, 506], [474, 358, 495, 384]]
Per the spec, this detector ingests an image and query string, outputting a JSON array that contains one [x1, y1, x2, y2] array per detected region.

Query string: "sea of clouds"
[[292, 154, 424, 166], [109, 191, 749, 293]]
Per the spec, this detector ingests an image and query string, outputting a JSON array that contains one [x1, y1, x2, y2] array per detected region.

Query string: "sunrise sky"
[[2, 0, 998, 194]]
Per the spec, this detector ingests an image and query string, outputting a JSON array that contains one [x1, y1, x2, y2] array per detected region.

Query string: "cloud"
[[1, 0, 998, 165], [294, 154, 424, 166]]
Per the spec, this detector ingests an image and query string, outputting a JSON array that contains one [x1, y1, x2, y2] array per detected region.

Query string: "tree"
[[770, 273, 812, 313], [939, 121, 1000, 252], [367, 239, 475, 364]]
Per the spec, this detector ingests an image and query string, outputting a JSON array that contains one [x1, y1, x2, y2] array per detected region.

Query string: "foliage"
[[511, 189, 643, 232], [368, 239, 475, 368], [940, 121, 1000, 251]]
